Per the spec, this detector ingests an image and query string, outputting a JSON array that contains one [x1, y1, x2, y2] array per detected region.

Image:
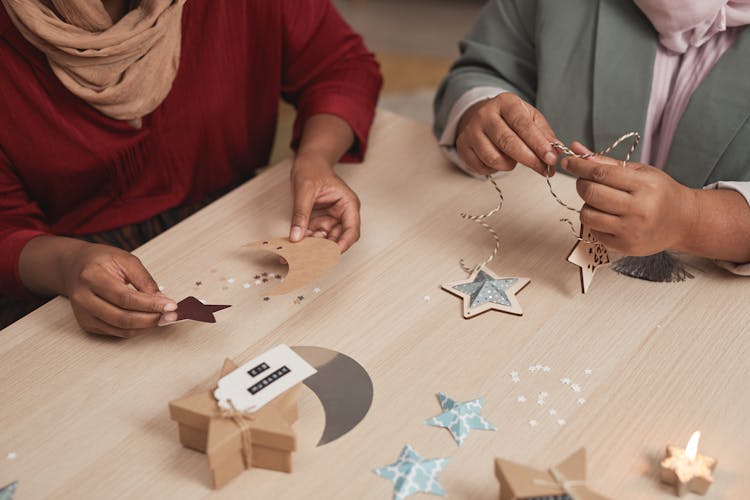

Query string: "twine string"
[[459, 175, 504, 274], [547, 132, 640, 242], [220, 401, 256, 468], [532, 465, 587, 500]]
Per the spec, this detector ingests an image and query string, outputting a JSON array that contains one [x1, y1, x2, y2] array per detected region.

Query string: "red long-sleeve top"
[[0, 0, 382, 298]]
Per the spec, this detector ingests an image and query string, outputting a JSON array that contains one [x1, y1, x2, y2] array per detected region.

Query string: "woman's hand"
[[289, 153, 361, 252], [455, 92, 561, 176], [59, 242, 178, 337], [20, 236, 177, 338], [561, 143, 697, 256]]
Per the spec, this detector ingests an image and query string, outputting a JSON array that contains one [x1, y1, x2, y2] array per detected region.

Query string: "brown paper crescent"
[[244, 237, 341, 296]]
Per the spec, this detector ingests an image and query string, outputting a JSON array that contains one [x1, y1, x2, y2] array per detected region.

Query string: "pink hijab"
[[634, 0, 750, 52]]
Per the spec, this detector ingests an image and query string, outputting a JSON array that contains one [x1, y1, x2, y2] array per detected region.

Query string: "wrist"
[[673, 186, 701, 254]]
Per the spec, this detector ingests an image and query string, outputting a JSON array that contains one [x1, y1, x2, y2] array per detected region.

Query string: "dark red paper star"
[[176, 296, 231, 323]]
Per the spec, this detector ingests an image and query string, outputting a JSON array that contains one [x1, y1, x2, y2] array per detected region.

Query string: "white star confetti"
[[313, 287, 321, 294], [528, 419, 538, 428], [548, 409, 557, 416], [577, 398, 587, 405], [542, 366, 551, 372], [516, 395, 526, 403], [560, 377, 572, 385], [6, 452, 17, 460], [255, 279, 262, 285], [242, 283, 251, 289], [571, 384, 582, 393], [528, 366, 538, 373], [584, 368, 592, 375], [557, 419, 566, 426], [227, 278, 236, 284], [510, 371, 520, 383], [423, 295, 431, 302]]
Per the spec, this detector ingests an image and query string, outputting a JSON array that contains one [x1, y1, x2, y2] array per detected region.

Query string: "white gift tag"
[[213, 344, 317, 412]]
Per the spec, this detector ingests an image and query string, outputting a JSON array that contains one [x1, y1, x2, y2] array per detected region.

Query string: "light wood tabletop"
[[1, 110, 748, 500]]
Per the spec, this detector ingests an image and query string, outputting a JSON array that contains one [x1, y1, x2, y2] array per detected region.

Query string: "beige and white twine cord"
[[459, 175, 504, 274], [547, 132, 641, 242]]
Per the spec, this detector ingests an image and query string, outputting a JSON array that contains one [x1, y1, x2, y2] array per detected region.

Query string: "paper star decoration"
[[373, 445, 449, 500], [0, 481, 18, 500], [442, 266, 530, 318], [567, 224, 610, 293], [425, 392, 496, 446], [175, 296, 230, 323]]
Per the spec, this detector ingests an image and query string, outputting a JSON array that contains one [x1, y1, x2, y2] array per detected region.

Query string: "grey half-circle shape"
[[291, 346, 374, 447]]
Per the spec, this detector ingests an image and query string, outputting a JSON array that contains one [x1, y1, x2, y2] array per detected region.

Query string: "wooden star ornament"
[[567, 224, 610, 294], [442, 266, 530, 318]]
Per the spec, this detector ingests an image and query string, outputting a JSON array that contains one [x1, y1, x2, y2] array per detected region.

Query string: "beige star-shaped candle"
[[660, 431, 717, 496], [567, 224, 610, 293]]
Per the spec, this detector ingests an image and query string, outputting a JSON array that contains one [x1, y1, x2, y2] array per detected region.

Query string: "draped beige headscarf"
[[1, 0, 187, 127]]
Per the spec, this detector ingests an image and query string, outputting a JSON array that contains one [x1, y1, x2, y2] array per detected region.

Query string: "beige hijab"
[[1, 0, 187, 127]]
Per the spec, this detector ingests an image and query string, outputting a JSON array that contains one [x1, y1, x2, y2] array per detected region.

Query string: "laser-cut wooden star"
[[176, 296, 231, 323], [567, 224, 610, 294], [442, 266, 530, 318]]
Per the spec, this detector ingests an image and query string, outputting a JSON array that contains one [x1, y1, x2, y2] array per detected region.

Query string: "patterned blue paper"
[[452, 271, 517, 308], [372, 445, 449, 500], [0, 481, 18, 500], [425, 392, 496, 446]]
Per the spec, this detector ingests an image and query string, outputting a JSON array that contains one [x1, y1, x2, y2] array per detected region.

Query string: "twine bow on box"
[[495, 448, 610, 500]]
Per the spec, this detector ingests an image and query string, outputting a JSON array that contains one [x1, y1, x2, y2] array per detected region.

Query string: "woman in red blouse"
[[0, 0, 382, 335]]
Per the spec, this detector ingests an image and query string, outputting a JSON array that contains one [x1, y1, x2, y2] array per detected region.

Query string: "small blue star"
[[373, 445, 449, 500], [425, 392, 496, 446], [0, 481, 18, 500], [442, 266, 530, 318]]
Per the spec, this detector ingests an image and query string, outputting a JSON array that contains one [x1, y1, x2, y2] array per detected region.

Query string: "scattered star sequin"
[[6, 452, 16, 461], [517, 395, 527, 403]]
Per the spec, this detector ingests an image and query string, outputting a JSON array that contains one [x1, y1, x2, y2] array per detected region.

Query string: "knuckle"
[[113, 312, 135, 330], [592, 165, 608, 181], [495, 133, 516, 154], [578, 181, 596, 202], [509, 113, 530, 132]]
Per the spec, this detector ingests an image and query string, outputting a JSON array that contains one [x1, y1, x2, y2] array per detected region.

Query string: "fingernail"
[[290, 226, 302, 241], [561, 158, 569, 170], [544, 152, 557, 165], [163, 302, 178, 312], [158, 313, 178, 326]]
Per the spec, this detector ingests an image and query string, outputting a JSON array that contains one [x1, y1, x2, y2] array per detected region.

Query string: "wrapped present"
[[169, 359, 301, 489], [494, 448, 609, 500]]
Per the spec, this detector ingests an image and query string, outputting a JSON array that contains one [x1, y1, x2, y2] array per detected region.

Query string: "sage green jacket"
[[434, 0, 750, 188]]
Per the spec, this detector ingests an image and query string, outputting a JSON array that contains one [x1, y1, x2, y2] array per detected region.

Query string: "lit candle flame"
[[685, 431, 701, 461]]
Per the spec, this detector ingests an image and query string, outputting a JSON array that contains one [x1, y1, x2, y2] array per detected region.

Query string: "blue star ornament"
[[0, 481, 18, 500], [442, 266, 530, 318], [425, 392, 496, 446], [373, 445, 450, 500]]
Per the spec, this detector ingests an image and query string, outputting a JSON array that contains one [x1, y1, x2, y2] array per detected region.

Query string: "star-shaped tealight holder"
[[567, 224, 610, 294], [425, 392, 496, 446], [175, 296, 231, 323], [373, 444, 449, 500], [442, 266, 529, 318]]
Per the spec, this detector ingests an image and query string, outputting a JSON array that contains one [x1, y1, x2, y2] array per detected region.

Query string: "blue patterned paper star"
[[372, 445, 450, 500], [425, 392, 496, 446], [442, 266, 530, 318], [0, 481, 18, 500]]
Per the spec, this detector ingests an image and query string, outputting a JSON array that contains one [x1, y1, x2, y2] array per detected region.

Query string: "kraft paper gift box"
[[169, 359, 301, 489], [494, 448, 609, 500]]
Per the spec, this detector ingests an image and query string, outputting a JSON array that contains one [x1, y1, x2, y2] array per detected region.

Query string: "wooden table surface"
[[1, 110, 748, 500]]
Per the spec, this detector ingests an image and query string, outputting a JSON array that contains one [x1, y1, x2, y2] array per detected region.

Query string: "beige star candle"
[[660, 431, 717, 496]]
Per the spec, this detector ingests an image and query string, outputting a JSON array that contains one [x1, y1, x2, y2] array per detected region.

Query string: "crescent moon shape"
[[244, 237, 340, 296], [291, 346, 374, 446]]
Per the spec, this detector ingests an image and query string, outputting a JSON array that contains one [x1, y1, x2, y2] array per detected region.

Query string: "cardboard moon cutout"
[[244, 237, 340, 296], [291, 346, 374, 446]]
